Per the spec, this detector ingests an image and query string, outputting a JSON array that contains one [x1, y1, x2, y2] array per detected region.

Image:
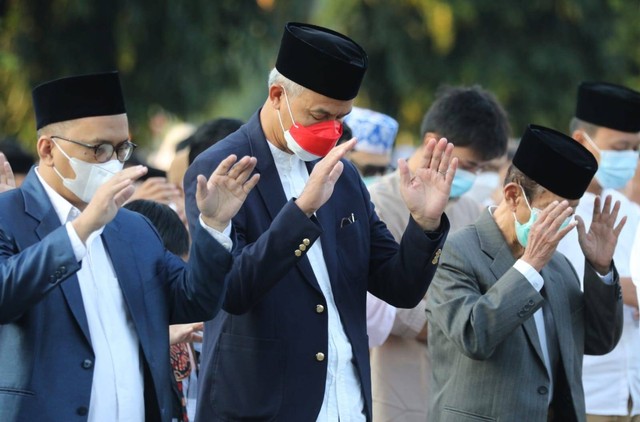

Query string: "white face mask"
[[52, 139, 123, 203]]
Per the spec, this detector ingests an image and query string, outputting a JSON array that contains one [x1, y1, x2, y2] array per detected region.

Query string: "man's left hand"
[[398, 138, 457, 231], [577, 194, 626, 275], [197, 154, 260, 232]]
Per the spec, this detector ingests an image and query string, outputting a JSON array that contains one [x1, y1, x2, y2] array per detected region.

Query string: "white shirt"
[[557, 189, 640, 416], [365, 293, 396, 348], [36, 169, 144, 422], [267, 143, 366, 422]]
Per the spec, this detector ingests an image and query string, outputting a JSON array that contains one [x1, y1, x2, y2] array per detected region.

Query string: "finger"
[[192, 322, 204, 331], [613, 215, 627, 238], [598, 195, 612, 222], [196, 174, 208, 202], [437, 141, 455, 175], [547, 203, 573, 232], [555, 219, 578, 241], [190, 332, 204, 343], [0, 153, 6, 185], [227, 156, 254, 180], [233, 157, 258, 185], [114, 184, 137, 208], [608, 199, 621, 227], [428, 138, 447, 172], [445, 157, 459, 185], [420, 138, 437, 170], [534, 200, 559, 226], [112, 165, 148, 185], [398, 158, 411, 188], [242, 173, 261, 194], [5, 160, 16, 188], [327, 161, 345, 185], [212, 154, 238, 178], [575, 215, 587, 240], [591, 195, 601, 223], [327, 138, 356, 161]]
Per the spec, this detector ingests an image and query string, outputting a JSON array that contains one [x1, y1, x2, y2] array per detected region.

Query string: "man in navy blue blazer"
[[0, 72, 259, 421], [185, 23, 458, 421]]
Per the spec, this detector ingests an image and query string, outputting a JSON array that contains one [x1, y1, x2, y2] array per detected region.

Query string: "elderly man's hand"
[[197, 155, 260, 232], [577, 195, 626, 275], [0, 153, 17, 193], [398, 138, 457, 231]]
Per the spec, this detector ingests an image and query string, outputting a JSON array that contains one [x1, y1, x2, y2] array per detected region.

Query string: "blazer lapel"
[[475, 211, 546, 367], [21, 169, 92, 345], [246, 113, 322, 293], [101, 219, 151, 354]]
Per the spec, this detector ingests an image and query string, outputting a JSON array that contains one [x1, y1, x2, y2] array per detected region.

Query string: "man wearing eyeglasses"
[[0, 71, 259, 422]]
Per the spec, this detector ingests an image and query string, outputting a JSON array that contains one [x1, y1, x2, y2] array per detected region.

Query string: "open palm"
[[577, 195, 626, 275], [197, 155, 260, 232]]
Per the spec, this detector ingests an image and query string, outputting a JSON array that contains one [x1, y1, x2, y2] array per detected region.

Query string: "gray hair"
[[268, 68, 305, 98], [569, 117, 599, 137], [37, 121, 69, 139]]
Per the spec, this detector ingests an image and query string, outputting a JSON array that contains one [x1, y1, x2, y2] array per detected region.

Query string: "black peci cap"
[[275, 22, 368, 101], [32, 71, 126, 129], [513, 124, 598, 200], [575, 82, 640, 133]]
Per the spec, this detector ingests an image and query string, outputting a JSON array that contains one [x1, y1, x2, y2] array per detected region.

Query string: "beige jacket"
[[368, 171, 482, 422]]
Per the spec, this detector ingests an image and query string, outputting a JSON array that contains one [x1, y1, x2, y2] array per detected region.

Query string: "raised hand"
[[295, 139, 356, 217], [197, 155, 260, 232], [0, 152, 16, 193], [73, 165, 148, 243], [521, 200, 576, 272], [128, 177, 181, 205], [399, 138, 457, 231], [577, 195, 626, 275]]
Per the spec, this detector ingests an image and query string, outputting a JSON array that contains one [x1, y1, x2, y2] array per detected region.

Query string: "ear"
[[423, 132, 440, 147], [572, 129, 599, 159], [503, 182, 521, 212], [268, 84, 285, 110], [37, 136, 55, 166]]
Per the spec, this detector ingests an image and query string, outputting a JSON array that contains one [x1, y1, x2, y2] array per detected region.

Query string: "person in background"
[[0, 71, 257, 422], [368, 85, 509, 422], [343, 106, 399, 185], [185, 22, 455, 421], [427, 124, 624, 421], [558, 81, 640, 422]]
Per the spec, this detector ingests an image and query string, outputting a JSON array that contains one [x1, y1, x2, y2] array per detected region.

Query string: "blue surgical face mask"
[[583, 132, 639, 190], [450, 169, 477, 198], [514, 185, 572, 247]]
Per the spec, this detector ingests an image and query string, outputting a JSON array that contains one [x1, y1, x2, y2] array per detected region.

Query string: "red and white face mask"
[[276, 87, 343, 162]]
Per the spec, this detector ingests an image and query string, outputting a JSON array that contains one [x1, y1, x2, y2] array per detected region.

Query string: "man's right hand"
[[521, 200, 576, 272], [0, 152, 16, 193], [295, 139, 356, 216], [72, 165, 148, 243]]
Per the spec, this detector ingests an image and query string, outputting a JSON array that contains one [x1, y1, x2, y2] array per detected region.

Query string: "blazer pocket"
[[0, 386, 34, 397], [336, 219, 368, 278], [212, 333, 283, 421], [442, 406, 497, 422]]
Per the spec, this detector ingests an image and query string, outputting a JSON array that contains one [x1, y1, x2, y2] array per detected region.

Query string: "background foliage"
[[1, 0, 638, 152]]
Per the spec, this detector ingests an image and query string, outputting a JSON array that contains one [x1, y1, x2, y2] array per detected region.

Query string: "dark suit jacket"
[[0, 170, 231, 422], [425, 211, 623, 422], [184, 110, 450, 421]]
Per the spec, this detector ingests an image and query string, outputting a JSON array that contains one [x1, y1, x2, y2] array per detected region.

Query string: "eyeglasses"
[[50, 135, 137, 163]]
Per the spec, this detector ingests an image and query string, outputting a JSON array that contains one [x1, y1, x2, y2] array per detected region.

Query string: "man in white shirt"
[[558, 81, 640, 422], [185, 22, 455, 421], [0, 71, 258, 422]]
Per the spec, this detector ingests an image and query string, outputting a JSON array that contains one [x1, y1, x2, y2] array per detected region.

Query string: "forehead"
[[61, 114, 129, 142]]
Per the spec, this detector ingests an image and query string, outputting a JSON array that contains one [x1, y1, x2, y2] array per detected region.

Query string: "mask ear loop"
[[50, 138, 73, 181], [582, 131, 602, 153], [513, 184, 533, 225]]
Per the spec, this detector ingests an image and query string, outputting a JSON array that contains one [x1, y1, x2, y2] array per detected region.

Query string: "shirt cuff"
[[199, 214, 233, 252], [65, 222, 87, 262], [514, 259, 544, 292], [595, 268, 614, 285]]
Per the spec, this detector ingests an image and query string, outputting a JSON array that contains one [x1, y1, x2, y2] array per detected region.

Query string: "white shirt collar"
[[267, 140, 300, 172], [34, 167, 81, 225]]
